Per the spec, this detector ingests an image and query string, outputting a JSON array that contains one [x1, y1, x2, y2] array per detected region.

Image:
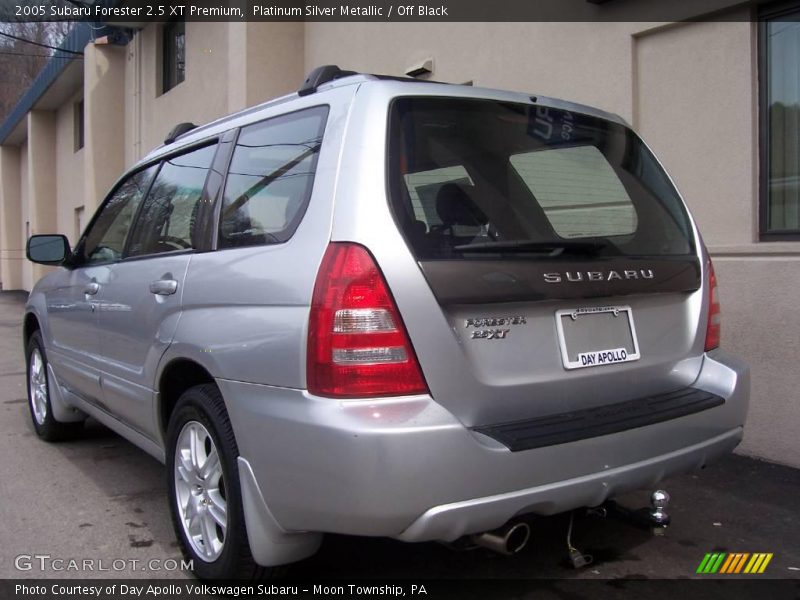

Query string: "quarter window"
[[81, 166, 156, 265], [761, 7, 800, 238], [127, 144, 216, 258], [219, 106, 329, 248]]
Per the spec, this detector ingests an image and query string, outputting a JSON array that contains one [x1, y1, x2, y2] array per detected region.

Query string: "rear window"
[[388, 98, 694, 260]]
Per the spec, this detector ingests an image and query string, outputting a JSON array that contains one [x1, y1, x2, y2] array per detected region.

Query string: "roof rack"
[[297, 65, 450, 97], [297, 65, 358, 96], [164, 122, 197, 144], [159, 68, 444, 149]]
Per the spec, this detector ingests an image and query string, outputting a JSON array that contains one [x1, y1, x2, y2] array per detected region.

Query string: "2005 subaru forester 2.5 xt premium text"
[[23, 66, 749, 579]]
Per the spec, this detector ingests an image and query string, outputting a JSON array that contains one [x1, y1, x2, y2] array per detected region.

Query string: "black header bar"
[[0, 0, 789, 23]]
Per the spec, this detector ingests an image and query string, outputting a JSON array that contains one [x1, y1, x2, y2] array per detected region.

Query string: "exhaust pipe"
[[470, 521, 531, 556]]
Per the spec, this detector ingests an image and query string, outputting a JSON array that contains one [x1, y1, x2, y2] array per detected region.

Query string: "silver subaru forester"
[[24, 66, 749, 579]]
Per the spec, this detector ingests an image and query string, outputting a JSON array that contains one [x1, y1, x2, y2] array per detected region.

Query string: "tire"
[[165, 384, 278, 580], [26, 330, 84, 441]]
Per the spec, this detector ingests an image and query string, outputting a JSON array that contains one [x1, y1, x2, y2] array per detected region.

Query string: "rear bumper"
[[219, 351, 748, 543], [397, 427, 741, 541]]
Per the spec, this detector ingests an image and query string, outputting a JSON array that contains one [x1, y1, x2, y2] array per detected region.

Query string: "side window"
[[127, 144, 216, 258], [81, 166, 156, 265], [219, 106, 329, 249], [403, 166, 475, 232]]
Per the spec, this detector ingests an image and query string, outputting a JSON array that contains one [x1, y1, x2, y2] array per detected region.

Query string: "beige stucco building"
[[1, 9, 799, 467]]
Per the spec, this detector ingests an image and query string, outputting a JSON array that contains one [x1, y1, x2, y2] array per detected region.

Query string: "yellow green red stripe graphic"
[[696, 552, 773, 574]]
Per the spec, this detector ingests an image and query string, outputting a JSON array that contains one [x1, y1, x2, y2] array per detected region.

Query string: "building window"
[[162, 20, 186, 93], [74, 100, 84, 152], [761, 5, 800, 239], [74, 206, 85, 242]]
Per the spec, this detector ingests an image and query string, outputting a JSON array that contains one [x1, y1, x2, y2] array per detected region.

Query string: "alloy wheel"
[[174, 420, 227, 561], [28, 348, 48, 425]]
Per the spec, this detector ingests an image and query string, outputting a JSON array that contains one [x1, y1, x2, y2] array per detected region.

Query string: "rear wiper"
[[453, 240, 609, 256]]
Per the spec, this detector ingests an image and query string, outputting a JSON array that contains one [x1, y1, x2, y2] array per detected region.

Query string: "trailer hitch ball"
[[650, 489, 671, 527]]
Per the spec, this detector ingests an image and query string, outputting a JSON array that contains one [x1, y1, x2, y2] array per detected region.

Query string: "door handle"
[[149, 279, 178, 296], [83, 282, 100, 295]]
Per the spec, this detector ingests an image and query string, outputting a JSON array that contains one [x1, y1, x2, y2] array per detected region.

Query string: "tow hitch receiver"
[[567, 490, 672, 569], [591, 489, 672, 535]]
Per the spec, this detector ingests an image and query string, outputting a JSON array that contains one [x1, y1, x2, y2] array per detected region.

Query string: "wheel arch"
[[157, 357, 323, 569], [23, 312, 40, 345], [157, 357, 216, 438]]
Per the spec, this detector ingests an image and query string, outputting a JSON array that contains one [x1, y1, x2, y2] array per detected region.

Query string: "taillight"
[[307, 243, 428, 398], [704, 260, 721, 351]]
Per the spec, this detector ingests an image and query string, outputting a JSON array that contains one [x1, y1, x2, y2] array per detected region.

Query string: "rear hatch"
[[386, 97, 704, 427]]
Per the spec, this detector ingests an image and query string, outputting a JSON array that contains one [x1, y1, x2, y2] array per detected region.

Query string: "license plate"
[[555, 306, 641, 370]]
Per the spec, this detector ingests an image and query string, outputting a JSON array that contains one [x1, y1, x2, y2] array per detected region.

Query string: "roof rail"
[[164, 122, 198, 144], [298, 65, 358, 96]]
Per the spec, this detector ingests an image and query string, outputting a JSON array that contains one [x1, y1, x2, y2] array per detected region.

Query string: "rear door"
[[383, 97, 704, 427], [93, 143, 218, 439]]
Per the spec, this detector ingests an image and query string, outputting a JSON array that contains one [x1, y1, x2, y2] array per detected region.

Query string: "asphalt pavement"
[[1, 290, 798, 583]]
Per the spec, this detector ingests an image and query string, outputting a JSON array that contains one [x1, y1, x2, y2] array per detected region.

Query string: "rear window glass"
[[388, 98, 694, 260], [219, 106, 329, 248]]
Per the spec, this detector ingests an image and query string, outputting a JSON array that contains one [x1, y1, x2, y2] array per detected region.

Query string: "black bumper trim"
[[472, 387, 725, 451]]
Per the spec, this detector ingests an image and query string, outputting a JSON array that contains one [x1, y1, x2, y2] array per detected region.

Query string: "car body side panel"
[[93, 254, 192, 440], [29, 265, 114, 403]]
